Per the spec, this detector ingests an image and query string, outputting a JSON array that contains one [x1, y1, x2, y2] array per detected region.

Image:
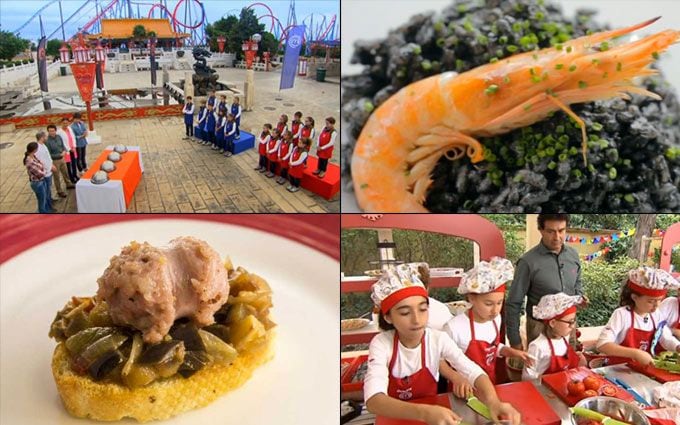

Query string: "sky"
[[0, 0, 339, 43]]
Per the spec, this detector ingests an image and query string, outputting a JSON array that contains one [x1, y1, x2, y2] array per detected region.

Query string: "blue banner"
[[279, 25, 305, 90]]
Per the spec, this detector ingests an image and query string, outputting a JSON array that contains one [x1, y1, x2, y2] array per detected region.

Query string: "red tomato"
[[583, 389, 599, 398], [583, 376, 601, 391], [600, 384, 617, 397], [567, 380, 585, 397]]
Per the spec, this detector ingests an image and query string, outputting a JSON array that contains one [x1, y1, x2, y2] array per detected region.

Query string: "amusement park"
[[0, 0, 340, 213]]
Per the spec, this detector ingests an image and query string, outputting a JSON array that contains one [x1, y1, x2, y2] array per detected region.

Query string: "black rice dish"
[[342, 0, 680, 212]]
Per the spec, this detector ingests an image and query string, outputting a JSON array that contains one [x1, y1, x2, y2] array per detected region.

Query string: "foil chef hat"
[[371, 264, 428, 314], [458, 257, 514, 295], [627, 266, 679, 297], [533, 293, 584, 321]]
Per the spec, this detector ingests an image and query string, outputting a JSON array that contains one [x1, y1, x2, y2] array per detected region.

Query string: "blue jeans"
[[44, 175, 53, 210], [30, 180, 48, 213]]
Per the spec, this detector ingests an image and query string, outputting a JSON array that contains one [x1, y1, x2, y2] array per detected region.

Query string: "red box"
[[341, 354, 368, 393], [301, 156, 340, 200]]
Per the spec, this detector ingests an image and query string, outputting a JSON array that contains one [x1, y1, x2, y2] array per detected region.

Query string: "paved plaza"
[[0, 67, 340, 213]]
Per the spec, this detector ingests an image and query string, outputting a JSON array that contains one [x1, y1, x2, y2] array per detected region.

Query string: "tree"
[[260, 32, 279, 56], [46, 39, 64, 59], [628, 214, 657, 262], [0, 31, 30, 61], [132, 25, 147, 40], [206, 8, 270, 59]]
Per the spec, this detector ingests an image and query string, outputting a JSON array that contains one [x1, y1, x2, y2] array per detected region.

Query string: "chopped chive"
[[569, 64, 577, 72], [457, 4, 467, 13], [485, 84, 499, 95], [412, 45, 422, 55], [602, 71, 609, 79], [456, 59, 465, 71], [608, 167, 617, 179], [616, 62, 622, 71], [566, 46, 572, 53], [531, 75, 542, 83], [529, 67, 536, 76], [363, 101, 374, 113], [556, 125, 565, 134], [535, 11, 544, 20], [499, 35, 508, 44], [624, 194, 635, 203], [600, 41, 609, 51], [592, 122, 603, 131], [503, 75, 511, 84], [490, 57, 499, 63], [556, 44, 563, 51], [421, 60, 432, 71], [592, 58, 600, 65], [433, 21, 444, 32], [578, 81, 587, 89], [463, 20, 474, 32], [652, 51, 660, 60], [532, 53, 539, 60], [360, 183, 369, 189], [524, 104, 532, 111], [548, 161, 557, 170], [507, 45, 518, 53], [555, 63, 564, 70], [436, 38, 446, 47]]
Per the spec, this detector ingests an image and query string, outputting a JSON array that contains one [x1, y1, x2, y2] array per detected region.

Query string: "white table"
[[75, 179, 126, 212]]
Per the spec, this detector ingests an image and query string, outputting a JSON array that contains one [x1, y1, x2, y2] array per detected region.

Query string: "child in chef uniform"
[[363, 265, 521, 425], [659, 274, 680, 340], [597, 266, 680, 366], [444, 258, 533, 388], [522, 293, 586, 380]]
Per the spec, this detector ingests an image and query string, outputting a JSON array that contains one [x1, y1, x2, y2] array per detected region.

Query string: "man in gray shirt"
[[506, 214, 584, 350]]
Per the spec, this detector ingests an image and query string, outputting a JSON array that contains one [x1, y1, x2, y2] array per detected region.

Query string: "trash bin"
[[60, 66, 66, 76], [316, 67, 326, 82]]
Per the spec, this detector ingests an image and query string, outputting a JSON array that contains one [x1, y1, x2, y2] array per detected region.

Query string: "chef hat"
[[627, 266, 678, 297], [404, 262, 430, 285], [371, 264, 428, 314], [458, 257, 514, 295], [533, 293, 584, 321]]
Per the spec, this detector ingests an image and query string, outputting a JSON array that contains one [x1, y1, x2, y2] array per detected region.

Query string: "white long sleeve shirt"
[[56, 127, 76, 151], [522, 333, 569, 380], [596, 306, 680, 352], [36, 143, 53, 178], [443, 313, 505, 356], [267, 139, 281, 155], [364, 328, 486, 403], [182, 103, 194, 115], [289, 148, 307, 166], [428, 297, 453, 332], [259, 134, 270, 146], [660, 297, 680, 328]]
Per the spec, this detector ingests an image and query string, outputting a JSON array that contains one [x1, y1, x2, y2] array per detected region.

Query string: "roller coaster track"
[[12, 0, 60, 36]]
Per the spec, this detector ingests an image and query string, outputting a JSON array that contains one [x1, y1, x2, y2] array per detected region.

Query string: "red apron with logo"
[[279, 142, 291, 169], [289, 148, 305, 179], [387, 333, 438, 401], [544, 337, 580, 374], [607, 308, 659, 365], [463, 310, 500, 384], [258, 134, 268, 156], [291, 121, 301, 142], [267, 138, 279, 162], [316, 128, 335, 159]]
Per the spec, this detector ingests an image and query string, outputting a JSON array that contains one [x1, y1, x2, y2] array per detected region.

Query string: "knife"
[[604, 375, 651, 407], [650, 320, 667, 354]]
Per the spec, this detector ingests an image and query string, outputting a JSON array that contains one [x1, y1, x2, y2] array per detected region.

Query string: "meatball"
[[97, 237, 229, 343]]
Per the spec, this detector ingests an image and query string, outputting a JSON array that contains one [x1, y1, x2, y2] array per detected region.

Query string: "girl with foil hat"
[[522, 293, 586, 380], [597, 266, 680, 366], [363, 264, 521, 425]]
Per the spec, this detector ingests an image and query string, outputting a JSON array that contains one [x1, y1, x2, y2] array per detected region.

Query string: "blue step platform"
[[232, 131, 255, 155]]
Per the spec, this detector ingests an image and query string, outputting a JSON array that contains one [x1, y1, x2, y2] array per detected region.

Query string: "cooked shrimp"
[[351, 17, 680, 212]]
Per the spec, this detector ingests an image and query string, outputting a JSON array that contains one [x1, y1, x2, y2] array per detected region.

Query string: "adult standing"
[[57, 117, 79, 184], [45, 124, 73, 197], [506, 214, 584, 350], [23, 142, 48, 213], [34, 130, 58, 212], [71, 112, 88, 173]]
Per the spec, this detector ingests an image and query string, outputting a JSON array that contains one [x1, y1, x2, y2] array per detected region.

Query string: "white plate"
[[0, 219, 339, 425]]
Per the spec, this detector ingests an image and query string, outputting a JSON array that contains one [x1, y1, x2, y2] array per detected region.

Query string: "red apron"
[[621, 308, 656, 353], [464, 310, 500, 384], [387, 333, 438, 401], [316, 127, 335, 159], [301, 126, 314, 141], [276, 122, 287, 135], [279, 142, 291, 169], [291, 121, 301, 142], [267, 138, 280, 162], [545, 337, 580, 374], [258, 134, 269, 156], [289, 148, 305, 179]]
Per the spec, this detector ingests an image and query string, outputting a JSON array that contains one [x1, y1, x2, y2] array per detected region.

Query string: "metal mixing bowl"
[[570, 396, 650, 425]]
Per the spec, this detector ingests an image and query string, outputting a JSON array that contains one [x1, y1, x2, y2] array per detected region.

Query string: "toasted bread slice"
[[51, 329, 275, 422]]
